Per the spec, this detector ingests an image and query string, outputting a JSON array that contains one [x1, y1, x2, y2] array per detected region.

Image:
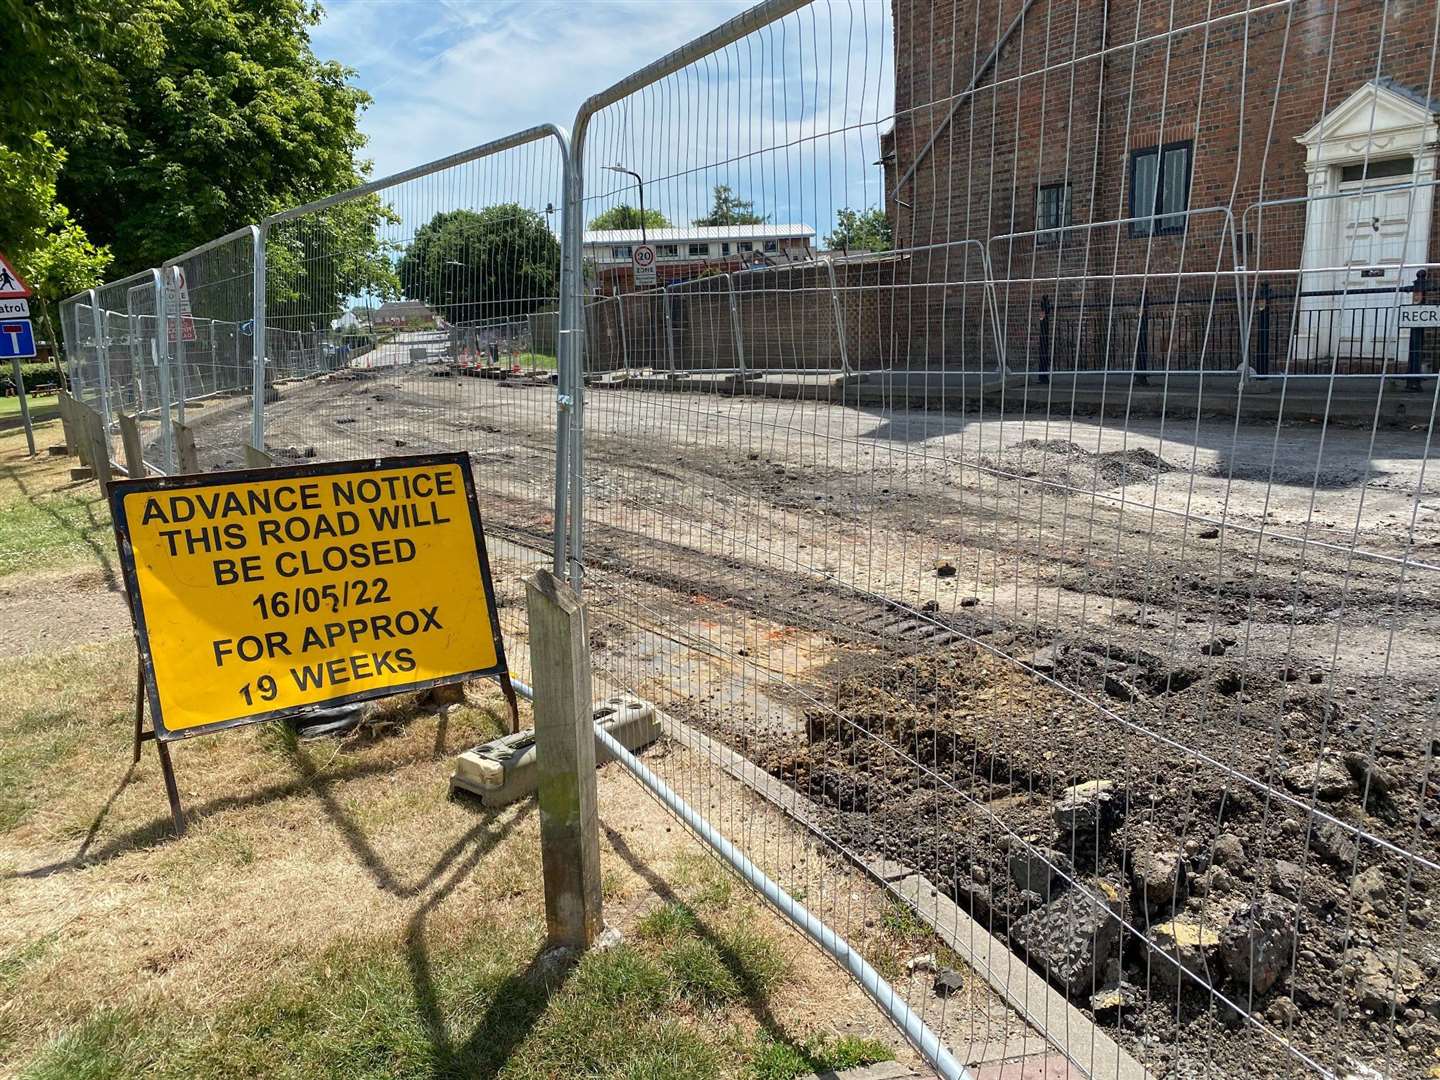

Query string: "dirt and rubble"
[[179, 364, 1440, 1077], [737, 642, 1440, 1078]]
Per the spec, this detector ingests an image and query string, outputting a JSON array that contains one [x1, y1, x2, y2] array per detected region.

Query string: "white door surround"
[[1294, 81, 1439, 363]]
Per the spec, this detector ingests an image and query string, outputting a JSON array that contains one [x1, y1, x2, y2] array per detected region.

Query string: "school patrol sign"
[[110, 453, 509, 739]]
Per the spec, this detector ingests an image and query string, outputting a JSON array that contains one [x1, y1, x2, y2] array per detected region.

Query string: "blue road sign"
[[0, 319, 36, 360]]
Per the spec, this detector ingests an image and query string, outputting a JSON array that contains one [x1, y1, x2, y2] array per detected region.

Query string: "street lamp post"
[[603, 164, 648, 245]]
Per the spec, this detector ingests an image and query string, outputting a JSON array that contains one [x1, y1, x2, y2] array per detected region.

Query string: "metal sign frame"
[[109, 451, 515, 742]]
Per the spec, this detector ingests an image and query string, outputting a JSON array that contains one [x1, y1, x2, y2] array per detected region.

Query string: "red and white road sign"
[[166, 267, 197, 343], [632, 243, 657, 286], [0, 252, 32, 301]]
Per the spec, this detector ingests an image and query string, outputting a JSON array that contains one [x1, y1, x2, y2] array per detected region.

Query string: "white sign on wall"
[[1398, 305, 1440, 329]]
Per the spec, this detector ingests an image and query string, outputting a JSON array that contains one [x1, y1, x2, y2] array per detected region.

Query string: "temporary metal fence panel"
[[162, 227, 261, 437], [208, 127, 572, 689], [560, 2, 1440, 1079], [120, 270, 177, 473], [58, 291, 103, 418]]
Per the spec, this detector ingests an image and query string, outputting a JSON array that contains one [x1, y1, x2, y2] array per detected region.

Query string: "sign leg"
[[154, 739, 187, 836], [132, 664, 146, 764], [132, 650, 185, 834]]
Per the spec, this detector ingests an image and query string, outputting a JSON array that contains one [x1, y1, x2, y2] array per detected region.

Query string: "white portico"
[[1294, 81, 1439, 363]]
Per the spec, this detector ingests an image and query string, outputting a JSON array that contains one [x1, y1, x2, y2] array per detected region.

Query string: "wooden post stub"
[[524, 568, 603, 950], [118, 414, 145, 478], [79, 403, 111, 497], [173, 421, 199, 474]]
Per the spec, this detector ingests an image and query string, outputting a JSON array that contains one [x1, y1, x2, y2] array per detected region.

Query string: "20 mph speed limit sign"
[[110, 453, 510, 739], [632, 243, 657, 285]]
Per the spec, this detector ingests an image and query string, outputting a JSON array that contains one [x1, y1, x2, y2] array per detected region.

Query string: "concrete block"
[[450, 695, 660, 807], [69, 466, 94, 481]]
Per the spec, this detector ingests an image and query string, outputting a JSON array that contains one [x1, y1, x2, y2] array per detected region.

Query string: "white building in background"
[[583, 224, 817, 290]]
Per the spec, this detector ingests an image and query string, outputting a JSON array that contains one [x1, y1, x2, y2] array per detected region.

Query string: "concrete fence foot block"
[[450, 694, 661, 807]]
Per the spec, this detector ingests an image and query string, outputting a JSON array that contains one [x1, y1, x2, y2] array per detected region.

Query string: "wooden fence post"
[[79, 403, 111, 496], [173, 421, 199, 474], [58, 392, 78, 457], [118, 414, 145, 478], [524, 568, 603, 950]]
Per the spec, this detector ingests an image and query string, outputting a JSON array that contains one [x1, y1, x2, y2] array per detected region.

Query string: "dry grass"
[[0, 421, 908, 1079]]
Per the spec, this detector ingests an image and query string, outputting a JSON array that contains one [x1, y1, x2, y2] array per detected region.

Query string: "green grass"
[[16, 879, 842, 1080], [20, 920, 799, 1080], [748, 1033, 895, 1080], [0, 396, 59, 423], [511, 352, 557, 370], [0, 706, 86, 831], [0, 466, 112, 578]]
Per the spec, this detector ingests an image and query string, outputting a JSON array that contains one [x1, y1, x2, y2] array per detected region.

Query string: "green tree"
[[692, 185, 767, 226], [0, 134, 111, 303], [265, 197, 403, 334], [397, 206, 560, 325], [825, 207, 893, 253], [588, 205, 671, 231], [4, 0, 374, 279]]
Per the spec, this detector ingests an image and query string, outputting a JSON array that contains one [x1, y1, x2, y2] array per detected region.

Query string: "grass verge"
[[0, 421, 904, 1078]]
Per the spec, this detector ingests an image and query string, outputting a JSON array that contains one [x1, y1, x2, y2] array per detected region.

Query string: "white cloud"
[[310, 0, 895, 238]]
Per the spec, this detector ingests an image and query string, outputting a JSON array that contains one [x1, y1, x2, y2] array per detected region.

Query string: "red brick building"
[[885, 0, 1440, 375]]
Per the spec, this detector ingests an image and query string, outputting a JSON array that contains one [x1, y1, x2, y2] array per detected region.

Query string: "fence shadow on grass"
[[1, 463, 121, 591], [602, 822, 798, 1047], [6, 708, 493, 880]]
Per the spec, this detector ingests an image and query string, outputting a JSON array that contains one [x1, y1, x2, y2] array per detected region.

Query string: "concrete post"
[[524, 568, 603, 949]]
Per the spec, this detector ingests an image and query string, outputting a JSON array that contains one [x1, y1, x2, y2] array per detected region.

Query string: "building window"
[[763, 240, 779, 253], [610, 245, 633, 260], [737, 241, 754, 253], [1130, 140, 1192, 236], [656, 244, 679, 257], [688, 242, 710, 257], [721, 242, 731, 256], [1036, 182, 1071, 238], [1340, 156, 1414, 183]]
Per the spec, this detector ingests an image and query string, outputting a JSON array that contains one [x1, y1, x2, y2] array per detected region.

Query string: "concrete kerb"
[[586, 364, 1436, 423]]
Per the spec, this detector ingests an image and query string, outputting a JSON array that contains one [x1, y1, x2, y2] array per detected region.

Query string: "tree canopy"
[[2, 0, 374, 290], [397, 206, 560, 325], [266, 197, 403, 334], [825, 207, 893, 254], [692, 185, 767, 226], [588, 205, 671, 231]]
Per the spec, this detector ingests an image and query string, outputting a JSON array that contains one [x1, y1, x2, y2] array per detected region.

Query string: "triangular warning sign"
[[0, 252, 31, 300]]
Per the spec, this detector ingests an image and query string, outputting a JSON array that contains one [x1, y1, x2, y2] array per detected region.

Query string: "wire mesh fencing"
[[162, 228, 260, 440], [190, 128, 568, 688], [560, 1, 1440, 1078]]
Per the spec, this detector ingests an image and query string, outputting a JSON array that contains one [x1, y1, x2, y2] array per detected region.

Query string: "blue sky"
[[310, 0, 895, 239]]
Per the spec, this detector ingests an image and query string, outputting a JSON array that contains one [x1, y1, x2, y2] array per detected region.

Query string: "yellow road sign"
[[110, 453, 508, 739]]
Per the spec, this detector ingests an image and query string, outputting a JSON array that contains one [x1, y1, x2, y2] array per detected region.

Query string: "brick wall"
[[582, 258, 933, 373], [890, 0, 1440, 371]]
